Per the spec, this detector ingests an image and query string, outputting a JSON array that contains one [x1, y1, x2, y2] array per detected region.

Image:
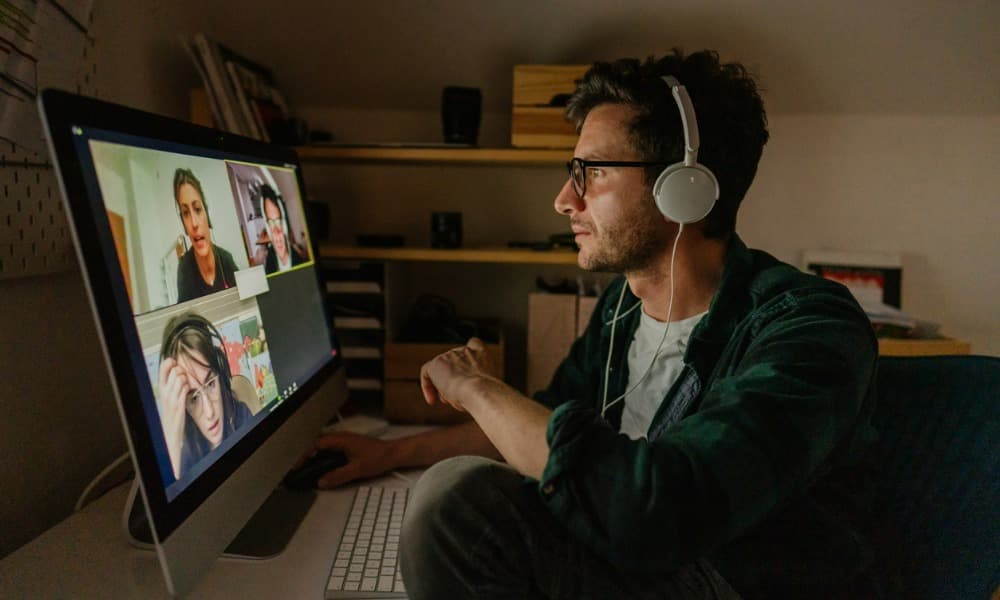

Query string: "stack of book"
[[180, 33, 289, 141]]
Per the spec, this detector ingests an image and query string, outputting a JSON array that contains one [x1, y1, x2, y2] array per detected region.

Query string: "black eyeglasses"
[[565, 157, 669, 198]]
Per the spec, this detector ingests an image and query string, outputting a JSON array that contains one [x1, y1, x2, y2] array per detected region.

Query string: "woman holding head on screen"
[[173, 168, 239, 302], [158, 312, 252, 480]]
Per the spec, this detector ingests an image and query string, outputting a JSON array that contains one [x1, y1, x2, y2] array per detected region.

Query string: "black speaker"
[[431, 212, 462, 249], [441, 86, 481, 145]]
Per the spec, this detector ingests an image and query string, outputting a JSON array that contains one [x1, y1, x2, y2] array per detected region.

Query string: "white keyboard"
[[326, 486, 409, 598]]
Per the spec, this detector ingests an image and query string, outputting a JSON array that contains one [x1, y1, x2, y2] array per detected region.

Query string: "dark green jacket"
[[535, 235, 879, 597]]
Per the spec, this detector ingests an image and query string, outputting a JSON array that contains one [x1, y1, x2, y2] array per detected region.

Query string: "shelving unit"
[[295, 145, 569, 166], [318, 244, 579, 265], [301, 145, 578, 267], [321, 260, 388, 407], [878, 337, 971, 356], [302, 144, 581, 398]]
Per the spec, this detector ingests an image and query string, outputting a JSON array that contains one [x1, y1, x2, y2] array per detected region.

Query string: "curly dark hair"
[[566, 49, 769, 239]]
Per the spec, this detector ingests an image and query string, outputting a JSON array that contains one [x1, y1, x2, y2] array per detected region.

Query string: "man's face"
[[177, 183, 212, 258], [180, 350, 225, 448], [554, 104, 668, 273], [264, 198, 288, 261]]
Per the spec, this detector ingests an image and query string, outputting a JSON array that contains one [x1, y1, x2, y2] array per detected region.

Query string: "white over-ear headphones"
[[652, 76, 719, 224]]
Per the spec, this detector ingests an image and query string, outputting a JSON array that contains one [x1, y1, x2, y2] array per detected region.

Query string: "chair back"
[[230, 374, 263, 415], [872, 355, 1000, 599]]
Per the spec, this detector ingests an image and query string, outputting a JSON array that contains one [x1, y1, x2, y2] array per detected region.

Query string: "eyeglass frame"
[[565, 157, 670, 199], [185, 373, 221, 413]]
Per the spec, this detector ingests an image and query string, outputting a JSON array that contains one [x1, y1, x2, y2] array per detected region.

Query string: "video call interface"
[[74, 128, 336, 500]]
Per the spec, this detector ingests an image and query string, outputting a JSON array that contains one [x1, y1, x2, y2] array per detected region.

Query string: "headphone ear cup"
[[652, 163, 719, 224]]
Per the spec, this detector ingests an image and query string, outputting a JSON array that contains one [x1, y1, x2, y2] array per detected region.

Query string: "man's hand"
[[309, 431, 396, 489], [419, 337, 497, 412]]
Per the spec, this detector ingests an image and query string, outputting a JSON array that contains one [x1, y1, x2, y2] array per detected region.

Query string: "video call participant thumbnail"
[[259, 183, 307, 274], [174, 168, 239, 301], [158, 312, 252, 480]]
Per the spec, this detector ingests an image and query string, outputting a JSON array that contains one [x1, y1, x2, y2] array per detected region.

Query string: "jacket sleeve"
[[537, 290, 878, 573]]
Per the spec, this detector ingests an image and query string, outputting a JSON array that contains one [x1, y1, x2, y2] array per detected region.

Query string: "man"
[[314, 50, 880, 598], [259, 183, 307, 274]]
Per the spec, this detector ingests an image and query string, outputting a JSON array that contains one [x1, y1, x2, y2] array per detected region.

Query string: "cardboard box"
[[526, 293, 599, 396], [512, 65, 588, 148], [383, 335, 504, 424]]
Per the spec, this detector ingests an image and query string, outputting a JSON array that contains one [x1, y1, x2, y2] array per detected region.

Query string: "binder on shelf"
[[346, 378, 383, 391], [341, 346, 383, 360], [333, 316, 383, 330], [180, 33, 289, 140], [326, 281, 383, 294]]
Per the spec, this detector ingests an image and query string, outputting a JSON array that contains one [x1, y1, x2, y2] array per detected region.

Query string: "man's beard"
[[575, 208, 665, 273]]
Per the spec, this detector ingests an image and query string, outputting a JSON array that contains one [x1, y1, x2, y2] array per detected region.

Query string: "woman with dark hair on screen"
[[158, 312, 252, 480], [173, 168, 239, 302]]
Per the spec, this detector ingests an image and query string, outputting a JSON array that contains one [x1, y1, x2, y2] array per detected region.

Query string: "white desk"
[[0, 473, 418, 599]]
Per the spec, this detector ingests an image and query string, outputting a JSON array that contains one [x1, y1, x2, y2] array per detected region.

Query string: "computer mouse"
[[283, 448, 349, 490]]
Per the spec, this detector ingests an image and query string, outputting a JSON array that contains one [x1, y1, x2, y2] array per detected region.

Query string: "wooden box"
[[383, 334, 504, 424], [512, 65, 588, 148]]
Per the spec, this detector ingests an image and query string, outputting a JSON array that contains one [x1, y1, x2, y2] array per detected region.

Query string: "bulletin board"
[[0, 0, 96, 280]]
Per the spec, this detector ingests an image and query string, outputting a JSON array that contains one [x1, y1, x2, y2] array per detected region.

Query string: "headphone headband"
[[661, 76, 700, 167], [162, 313, 227, 374], [651, 75, 719, 224]]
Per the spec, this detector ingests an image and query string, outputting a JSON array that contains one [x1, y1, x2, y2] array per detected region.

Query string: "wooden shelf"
[[295, 145, 570, 165], [878, 337, 971, 356], [319, 244, 580, 265]]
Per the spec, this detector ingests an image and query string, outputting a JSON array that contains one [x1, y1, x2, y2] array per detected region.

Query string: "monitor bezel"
[[40, 88, 341, 542]]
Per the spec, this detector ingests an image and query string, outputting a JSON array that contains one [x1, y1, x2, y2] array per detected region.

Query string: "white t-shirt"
[[618, 309, 706, 440]]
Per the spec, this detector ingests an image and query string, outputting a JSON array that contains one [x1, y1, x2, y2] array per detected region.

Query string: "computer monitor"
[[39, 89, 347, 597]]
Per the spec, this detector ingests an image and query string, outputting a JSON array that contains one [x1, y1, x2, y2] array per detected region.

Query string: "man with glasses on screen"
[[259, 183, 307, 274], [312, 49, 883, 598]]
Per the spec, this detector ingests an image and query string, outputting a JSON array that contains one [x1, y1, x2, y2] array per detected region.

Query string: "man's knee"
[[402, 456, 500, 545], [401, 456, 511, 595]]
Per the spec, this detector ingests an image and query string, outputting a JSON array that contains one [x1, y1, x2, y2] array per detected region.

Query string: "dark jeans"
[[400, 456, 742, 599]]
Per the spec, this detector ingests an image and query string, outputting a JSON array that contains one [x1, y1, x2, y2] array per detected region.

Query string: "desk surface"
[[0, 439, 422, 600], [0, 474, 416, 599]]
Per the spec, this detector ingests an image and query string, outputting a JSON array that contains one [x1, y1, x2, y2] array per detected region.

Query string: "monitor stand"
[[124, 480, 317, 558]]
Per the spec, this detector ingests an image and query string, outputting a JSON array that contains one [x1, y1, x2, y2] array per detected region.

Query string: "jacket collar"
[[599, 233, 755, 377], [684, 233, 755, 381]]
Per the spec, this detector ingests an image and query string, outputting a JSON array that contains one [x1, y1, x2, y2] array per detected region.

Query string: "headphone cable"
[[601, 223, 684, 417]]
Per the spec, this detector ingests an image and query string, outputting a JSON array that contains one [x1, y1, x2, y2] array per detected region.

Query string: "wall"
[[744, 114, 1000, 354], [1, 0, 997, 558], [0, 0, 202, 558]]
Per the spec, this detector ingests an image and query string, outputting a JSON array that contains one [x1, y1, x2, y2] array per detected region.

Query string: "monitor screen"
[[40, 90, 346, 594], [77, 128, 335, 500]]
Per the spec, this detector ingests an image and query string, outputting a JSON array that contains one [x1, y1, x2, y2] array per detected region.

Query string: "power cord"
[[75, 451, 132, 512]]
